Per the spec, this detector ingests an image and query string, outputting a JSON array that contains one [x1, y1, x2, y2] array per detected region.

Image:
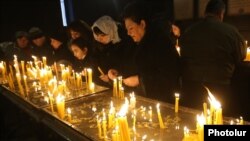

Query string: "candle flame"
[[184, 126, 189, 134], [67, 108, 71, 114], [197, 114, 206, 125], [175, 93, 180, 98], [118, 104, 128, 117], [206, 87, 221, 109], [56, 94, 65, 103], [156, 103, 160, 112], [44, 96, 49, 103], [142, 134, 147, 140]]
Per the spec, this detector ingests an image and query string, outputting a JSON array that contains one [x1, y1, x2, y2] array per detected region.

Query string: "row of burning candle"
[[1, 55, 96, 96], [94, 98, 170, 141], [182, 87, 244, 141]]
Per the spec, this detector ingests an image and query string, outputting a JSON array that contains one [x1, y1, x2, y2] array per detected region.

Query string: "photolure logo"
[[204, 125, 250, 141]]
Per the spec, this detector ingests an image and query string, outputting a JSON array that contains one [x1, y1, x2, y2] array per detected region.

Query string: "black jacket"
[[135, 25, 181, 102]]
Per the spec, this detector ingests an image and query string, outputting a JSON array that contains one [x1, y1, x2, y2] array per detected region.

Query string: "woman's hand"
[[99, 74, 110, 82], [123, 75, 139, 87], [108, 69, 118, 80]]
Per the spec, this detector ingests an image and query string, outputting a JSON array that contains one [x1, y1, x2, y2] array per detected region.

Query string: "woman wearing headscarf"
[[92, 15, 137, 91]]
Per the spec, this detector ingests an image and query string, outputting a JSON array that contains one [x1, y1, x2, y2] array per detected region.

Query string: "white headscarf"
[[92, 15, 121, 44]]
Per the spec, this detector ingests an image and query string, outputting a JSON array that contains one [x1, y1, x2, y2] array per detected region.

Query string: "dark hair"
[[92, 26, 106, 36], [67, 20, 93, 40], [205, 0, 225, 15], [121, 1, 152, 25], [15, 31, 29, 39], [29, 27, 44, 40], [70, 37, 91, 53]]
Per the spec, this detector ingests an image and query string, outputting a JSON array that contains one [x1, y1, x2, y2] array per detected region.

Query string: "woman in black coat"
[[121, 1, 181, 103]]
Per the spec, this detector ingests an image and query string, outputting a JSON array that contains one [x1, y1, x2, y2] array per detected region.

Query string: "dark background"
[[0, 0, 249, 42]]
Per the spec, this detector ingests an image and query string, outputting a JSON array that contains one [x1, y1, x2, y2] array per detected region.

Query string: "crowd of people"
[[0, 0, 248, 119]]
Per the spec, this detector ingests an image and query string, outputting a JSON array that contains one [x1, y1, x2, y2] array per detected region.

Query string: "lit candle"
[[203, 102, 207, 118], [215, 105, 223, 125], [196, 114, 205, 141], [42, 56, 47, 67], [89, 82, 95, 93], [119, 87, 124, 99], [23, 75, 29, 95], [21, 61, 25, 75], [244, 40, 250, 61], [117, 76, 123, 98], [156, 103, 165, 129], [239, 116, 244, 125], [108, 101, 115, 128], [56, 94, 65, 119], [117, 104, 131, 141], [102, 113, 107, 139], [175, 39, 180, 55], [132, 109, 136, 130], [148, 106, 152, 122], [113, 79, 117, 97], [230, 120, 234, 125], [16, 73, 25, 97], [182, 126, 199, 141], [175, 93, 180, 113], [206, 87, 223, 124], [87, 68, 92, 90], [0, 61, 6, 81], [96, 115, 102, 138], [142, 135, 147, 141], [112, 128, 119, 141], [245, 47, 250, 61], [67, 108, 72, 122], [130, 92, 136, 109], [206, 110, 212, 125]]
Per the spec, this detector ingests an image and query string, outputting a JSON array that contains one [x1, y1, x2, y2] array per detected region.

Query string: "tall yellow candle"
[[102, 113, 107, 139], [112, 129, 119, 141], [56, 94, 65, 119], [156, 103, 165, 129], [239, 116, 244, 125], [148, 106, 152, 122], [197, 114, 205, 141], [130, 92, 136, 109], [89, 82, 95, 93], [42, 57, 47, 68], [9, 65, 14, 78], [87, 68, 92, 89], [203, 102, 207, 118], [113, 79, 117, 97], [118, 104, 131, 141], [108, 101, 115, 128], [21, 61, 25, 75], [182, 126, 199, 141], [175, 93, 180, 113], [119, 87, 124, 99], [23, 75, 29, 95], [96, 115, 102, 138], [215, 107, 223, 125], [0, 61, 6, 81], [132, 109, 136, 130], [48, 92, 54, 113], [67, 108, 72, 122]]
